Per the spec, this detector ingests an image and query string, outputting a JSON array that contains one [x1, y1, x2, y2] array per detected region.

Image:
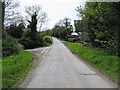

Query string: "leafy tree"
[[63, 18, 71, 29], [6, 23, 25, 38], [19, 5, 48, 49], [74, 20, 88, 33], [51, 25, 61, 38], [62, 18, 73, 35], [76, 2, 119, 55], [51, 18, 73, 40], [17, 23, 25, 38], [59, 26, 68, 39], [40, 29, 52, 36]]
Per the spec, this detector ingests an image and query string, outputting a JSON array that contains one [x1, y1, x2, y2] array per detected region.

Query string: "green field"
[[65, 42, 119, 82], [2, 50, 33, 88]]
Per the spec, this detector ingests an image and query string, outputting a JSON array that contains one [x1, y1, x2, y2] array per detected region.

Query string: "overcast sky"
[[19, 0, 86, 30]]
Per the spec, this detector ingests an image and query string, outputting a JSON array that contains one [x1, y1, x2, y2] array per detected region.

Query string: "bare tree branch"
[[25, 5, 48, 31], [4, 0, 21, 25], [25, 5, 42, 17]]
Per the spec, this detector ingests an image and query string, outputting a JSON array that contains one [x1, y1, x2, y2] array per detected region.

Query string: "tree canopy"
[[76, 2, 119, 56]]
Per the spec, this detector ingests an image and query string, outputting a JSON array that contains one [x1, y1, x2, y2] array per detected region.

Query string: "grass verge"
[[64, 42, 119, 82], [2, 50, 33, 88]]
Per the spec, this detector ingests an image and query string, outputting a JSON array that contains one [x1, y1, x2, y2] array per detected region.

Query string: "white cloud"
[[19, 0, 86, 30]]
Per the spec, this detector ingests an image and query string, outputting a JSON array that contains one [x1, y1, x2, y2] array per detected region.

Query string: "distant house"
[[71, 31, 78, 35], [71, 31, 80, 39]]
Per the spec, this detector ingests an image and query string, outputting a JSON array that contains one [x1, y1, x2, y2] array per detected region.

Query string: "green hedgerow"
[[2, 34, 23, 57], [43, 36, 52, 43]]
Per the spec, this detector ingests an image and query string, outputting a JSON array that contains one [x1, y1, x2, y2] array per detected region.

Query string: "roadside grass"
[[64, 42, 119, 82], [2, 50, 33, 88]]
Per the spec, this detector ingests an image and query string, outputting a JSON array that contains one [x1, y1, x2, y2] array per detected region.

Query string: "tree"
[[51, 25, 60, 38], [38, 12, 48, 31], [4, 0, 22, 25], [59, 27, 68, 39], [76, 2, 98, 46], [56, 18, 73, 35], [17, 23, 25, 38], [27, 12, 37, 33], [2, 0, 23, 56], [63, 18, 73, 35], [51, 18, 73, 40], [25, 5, 48, 32], [18, 5, 48, 49], [76, 2, 119, 55], [63, 18, 71, 29], [6, 23, 25, 38], [74, 20, 88, 33], [56, 18, 72, 29], [56, 19, 64, 26]]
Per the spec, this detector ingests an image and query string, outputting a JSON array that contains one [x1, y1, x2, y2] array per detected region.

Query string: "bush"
[[68, 38, 77, 43], [34, 33, 44, 47], [66, 35, 73, 41], [19, 31, 44, 49], [43, 36, 52, 43], [2, 34, 23, 57], [6, 23, 24, 39], [19, 37, 34, 49]]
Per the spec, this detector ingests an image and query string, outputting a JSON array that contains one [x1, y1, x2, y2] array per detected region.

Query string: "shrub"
[[19, 37, 34, 49], [43, 36, 52, 43], [19, 31, 44, 49], [68, 38, 77, 43], [6, 23, 24, 39], [34, 33, 44, 47], [66, 35, 73, 41], [2, 34, 23, 57]]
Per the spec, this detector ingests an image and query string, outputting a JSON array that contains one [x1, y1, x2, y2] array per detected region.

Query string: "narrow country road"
[[20, 37, 117, 88]]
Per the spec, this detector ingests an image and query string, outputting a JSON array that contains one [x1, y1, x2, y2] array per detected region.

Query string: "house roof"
[[71, 32, 79, 36]]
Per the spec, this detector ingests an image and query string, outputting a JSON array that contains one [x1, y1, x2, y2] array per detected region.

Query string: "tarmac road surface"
[[20, 37, 117, 88]]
